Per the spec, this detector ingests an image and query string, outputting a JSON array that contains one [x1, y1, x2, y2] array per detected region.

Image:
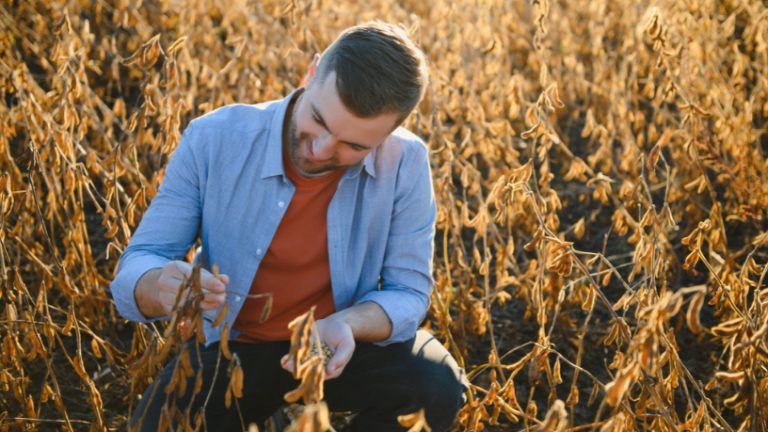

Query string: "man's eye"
[[349, 144, 365, 151]]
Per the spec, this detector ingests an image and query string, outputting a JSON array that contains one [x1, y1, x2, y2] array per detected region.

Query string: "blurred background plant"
[[1, 0, 766, 430]]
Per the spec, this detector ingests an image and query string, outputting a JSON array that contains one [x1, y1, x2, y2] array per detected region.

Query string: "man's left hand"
[[281, 302, 392, 380], [314, 317, 355, 379], [280, 317, 355, 380]]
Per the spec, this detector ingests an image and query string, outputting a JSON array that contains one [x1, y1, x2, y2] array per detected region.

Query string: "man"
[[111, 22, 468, 431]]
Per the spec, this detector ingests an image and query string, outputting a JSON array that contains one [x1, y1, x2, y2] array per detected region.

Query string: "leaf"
[[91, 339, 102, 359], [580, 109, 595, 138], [259, 295, 273, 323], [553, 357, 563, 385], [604, 364, 639, 406], [229, 364, 243, 399], [536, 399, 567, 431], [166, 36, 187, 55], [685, 291, 706, 334], [212, 303, 228, 328], [221, 325, 232, 360], [398, 408, 432, 432]]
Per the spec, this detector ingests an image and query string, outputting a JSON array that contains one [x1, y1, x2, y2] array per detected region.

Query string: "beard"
[[286, 104, 343, 178]]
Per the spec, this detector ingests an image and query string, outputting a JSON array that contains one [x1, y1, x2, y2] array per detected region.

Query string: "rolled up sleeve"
[[356, 144, 436, 345], [109, 125, 205, 323]]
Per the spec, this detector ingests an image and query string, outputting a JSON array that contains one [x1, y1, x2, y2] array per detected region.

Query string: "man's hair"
[[314, 21, 429, 124]]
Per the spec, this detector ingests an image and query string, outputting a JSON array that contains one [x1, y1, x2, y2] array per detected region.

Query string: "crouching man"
[[111, 21, 468, 431]]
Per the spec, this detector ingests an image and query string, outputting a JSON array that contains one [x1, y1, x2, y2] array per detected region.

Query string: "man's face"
[[285, 71, 400, 178]]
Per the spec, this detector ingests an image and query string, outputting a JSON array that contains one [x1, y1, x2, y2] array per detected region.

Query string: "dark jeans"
[[130, 330, 468, 431]]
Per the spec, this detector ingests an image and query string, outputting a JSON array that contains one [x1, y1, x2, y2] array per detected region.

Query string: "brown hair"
[[314, 21, 429, 124]]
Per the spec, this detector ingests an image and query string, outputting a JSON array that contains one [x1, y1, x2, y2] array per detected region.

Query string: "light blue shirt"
[[109, 91, 436, 346]]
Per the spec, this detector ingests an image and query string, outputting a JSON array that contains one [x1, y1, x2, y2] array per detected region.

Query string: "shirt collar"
[[260, 88, 378, 181], [345, 147, 377, 179], [260, 90, 297, 180]]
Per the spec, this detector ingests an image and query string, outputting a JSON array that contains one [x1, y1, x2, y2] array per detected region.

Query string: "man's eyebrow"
[[310, 103, 372, 150]]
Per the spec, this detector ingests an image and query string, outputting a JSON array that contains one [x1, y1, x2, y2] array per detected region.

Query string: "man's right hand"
[[135, 260, 229, 319]]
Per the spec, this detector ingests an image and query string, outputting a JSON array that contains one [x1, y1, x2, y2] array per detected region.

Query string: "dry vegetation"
[[1, 0, 768, 430]]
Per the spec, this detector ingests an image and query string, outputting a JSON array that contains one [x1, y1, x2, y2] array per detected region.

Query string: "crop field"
[[1, 0, 767, 430]]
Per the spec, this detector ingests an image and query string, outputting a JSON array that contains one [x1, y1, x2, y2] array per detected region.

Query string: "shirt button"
[[278, 201, 285, 208], [256, 248, 263, 255], [233, 295, 242, 302]]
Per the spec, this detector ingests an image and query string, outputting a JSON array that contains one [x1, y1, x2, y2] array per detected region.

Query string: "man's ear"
[[301, 53, 321, 87]]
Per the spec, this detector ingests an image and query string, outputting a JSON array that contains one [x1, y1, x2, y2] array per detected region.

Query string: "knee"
[[411, 361, 468, 430]]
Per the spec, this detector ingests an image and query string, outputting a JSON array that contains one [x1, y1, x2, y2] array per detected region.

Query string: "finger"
[[169, 260, 192, 279], [326, 340, 354, 379], [326, 365, 341, 380], [169, 262, 227, 293], [199, 292, 227, 310], [199, 268, 227, 293], [281, 354, 295, 373], [160, 286, 191, 314], [326, 361, 345, 380]]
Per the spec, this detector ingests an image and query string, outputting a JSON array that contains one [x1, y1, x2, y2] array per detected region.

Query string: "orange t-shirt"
[[233, 153, 344, 341]]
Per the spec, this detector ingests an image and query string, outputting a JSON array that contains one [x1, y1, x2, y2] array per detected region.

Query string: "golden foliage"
[[1, 0, 767, 430]]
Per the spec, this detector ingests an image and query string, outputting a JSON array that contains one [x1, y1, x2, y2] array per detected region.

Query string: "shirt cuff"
[[110, 254, 170, 323], [355, 289, 428, 346]]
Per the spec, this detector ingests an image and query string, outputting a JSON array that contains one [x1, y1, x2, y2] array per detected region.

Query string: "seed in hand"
[[310, 341, 333, 365]]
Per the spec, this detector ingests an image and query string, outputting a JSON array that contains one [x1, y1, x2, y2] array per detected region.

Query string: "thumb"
[[281, 354, 295, 374]]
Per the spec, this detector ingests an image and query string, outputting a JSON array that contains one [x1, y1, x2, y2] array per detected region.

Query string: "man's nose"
[[313, 132, 336, 159]]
